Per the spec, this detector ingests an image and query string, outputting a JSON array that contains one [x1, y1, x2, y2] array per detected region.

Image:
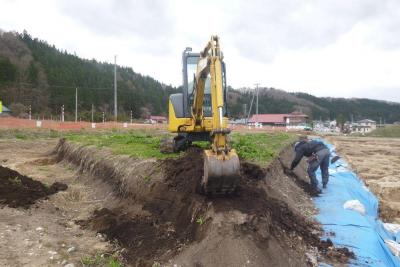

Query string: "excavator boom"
[[163, 36, 240, 194]]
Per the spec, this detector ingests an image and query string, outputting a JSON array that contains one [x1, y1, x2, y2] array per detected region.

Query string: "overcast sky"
[[1, 0, 400, 102]]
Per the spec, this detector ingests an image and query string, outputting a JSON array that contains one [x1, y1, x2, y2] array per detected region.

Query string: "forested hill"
[[0, 30, 399, 123], [227, 88, 400, 123], [0, 30, 178, 121]]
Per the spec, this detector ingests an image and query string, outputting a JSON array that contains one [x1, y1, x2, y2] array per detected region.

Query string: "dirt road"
[[327, 136, 400, 223]]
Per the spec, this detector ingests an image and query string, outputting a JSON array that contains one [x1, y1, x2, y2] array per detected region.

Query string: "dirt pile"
[[56, 140, 354, 267], [0, 165, 67, 208]]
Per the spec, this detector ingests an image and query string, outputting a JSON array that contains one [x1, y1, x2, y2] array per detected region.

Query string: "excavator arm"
[[162, 36, 240, 194], [191, 36, 240, 194]]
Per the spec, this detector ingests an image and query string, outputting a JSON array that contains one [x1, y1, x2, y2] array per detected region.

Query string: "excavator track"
[[202, 149, 240, 194]]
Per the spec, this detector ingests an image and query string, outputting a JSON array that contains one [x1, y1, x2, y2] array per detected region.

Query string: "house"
[[352, 119, 377, 133], [149, 115, 167, 124], [313, 120, 339, 133], [248, 112, 308, 126]]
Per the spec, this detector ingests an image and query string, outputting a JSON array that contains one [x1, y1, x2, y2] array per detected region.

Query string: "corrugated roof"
[[248, 114, 286, 123], [358, 119, 376, 123], [248, 112, 308, 123]]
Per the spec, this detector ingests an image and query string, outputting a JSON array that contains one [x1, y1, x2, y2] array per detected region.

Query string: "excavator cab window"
[[183, 53, 227, 118]]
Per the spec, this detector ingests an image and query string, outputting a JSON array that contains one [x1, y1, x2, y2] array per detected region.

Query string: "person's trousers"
[[307, 148, 330, 188]]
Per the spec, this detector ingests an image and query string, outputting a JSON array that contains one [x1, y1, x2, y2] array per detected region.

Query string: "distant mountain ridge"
[[0, 30, 178, 121], [0, 30, 399, 123]]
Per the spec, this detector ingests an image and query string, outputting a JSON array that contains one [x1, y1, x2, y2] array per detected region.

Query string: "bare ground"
[[54, 139, 353, 266], [0, 139, 111, 267], [0, 138, 354, 266], [327, 136, 400, 223]]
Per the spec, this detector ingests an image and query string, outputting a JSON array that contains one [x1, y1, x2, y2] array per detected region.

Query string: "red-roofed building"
[[248, 112, 308, 126]]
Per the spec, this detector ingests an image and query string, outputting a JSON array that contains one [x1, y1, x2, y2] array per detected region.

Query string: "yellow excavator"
[[161, 36, 240, 194]]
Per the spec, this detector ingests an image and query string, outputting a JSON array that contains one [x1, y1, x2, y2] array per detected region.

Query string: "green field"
[[0, 129, 295, 165], [66, 131, 295, 164], [369, 125, 400, 138], [231, 133, 295, 164]]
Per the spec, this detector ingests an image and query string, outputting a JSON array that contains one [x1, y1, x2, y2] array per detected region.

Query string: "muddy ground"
[[327, 136, 400, 223], [0, 137, 354, 266]]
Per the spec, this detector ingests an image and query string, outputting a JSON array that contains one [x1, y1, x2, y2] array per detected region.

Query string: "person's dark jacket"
[[290, 140, 327, 170]]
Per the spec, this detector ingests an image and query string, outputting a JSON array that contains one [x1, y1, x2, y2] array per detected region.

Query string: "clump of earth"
[[0, 165, 67, 208]]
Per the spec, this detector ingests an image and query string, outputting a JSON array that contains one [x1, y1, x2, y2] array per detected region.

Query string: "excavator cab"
[[166, 48, 228, 150], [183, 48, 228, 119], [162, 36, 240, 194]]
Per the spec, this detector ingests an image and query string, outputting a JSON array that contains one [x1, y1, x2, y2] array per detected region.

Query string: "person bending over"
[[290, 138, 330, 191]]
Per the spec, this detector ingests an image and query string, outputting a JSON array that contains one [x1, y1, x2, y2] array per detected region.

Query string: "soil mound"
[[56, 140, 354, 266], [0, 165, 67, 208]]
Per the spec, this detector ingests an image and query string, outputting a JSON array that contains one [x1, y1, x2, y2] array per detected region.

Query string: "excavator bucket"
[[202, 149, 241, 194]]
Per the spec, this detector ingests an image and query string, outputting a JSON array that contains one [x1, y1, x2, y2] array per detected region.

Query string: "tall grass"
[[369, 125, 400, 138]]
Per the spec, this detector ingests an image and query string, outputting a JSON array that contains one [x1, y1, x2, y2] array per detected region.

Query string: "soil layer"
[[0, 165, 67, 208], [66, 143, 354, 267]]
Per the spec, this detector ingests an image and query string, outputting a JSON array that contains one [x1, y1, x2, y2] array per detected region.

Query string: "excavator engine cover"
[[203, 149, 240, 194]]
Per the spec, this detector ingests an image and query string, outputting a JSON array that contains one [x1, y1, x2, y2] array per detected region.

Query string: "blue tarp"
[[313, 140, 400, 266]]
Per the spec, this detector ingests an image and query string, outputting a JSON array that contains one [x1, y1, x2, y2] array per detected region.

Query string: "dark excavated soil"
[[75, 146, 354, 266], [0, 165, 67, 208]]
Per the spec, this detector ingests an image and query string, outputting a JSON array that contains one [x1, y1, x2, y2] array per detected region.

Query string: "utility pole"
[[91, 104, 94, 122], [61, 105, 65, 122], [130, 110, 133, 124], [255, 83, 260, 116], [114, 55, 117, 121], [75, 87, 78, 122], [246, 87, 256, 124], [255, 83, 260, 125]]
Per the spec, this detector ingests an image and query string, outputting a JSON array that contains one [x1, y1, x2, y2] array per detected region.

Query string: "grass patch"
[[65, 130, 179, 159], [0, 127, 288, 163], [231, 132, 295, 165], [9, 176, 22, 187], [196, 217, 205, 226], [368, 125, 400, 138], [65, 131, 295, 162], [81, 254, 123, 267], [0, 129, 61, 139], [65, 131, 294, 162]]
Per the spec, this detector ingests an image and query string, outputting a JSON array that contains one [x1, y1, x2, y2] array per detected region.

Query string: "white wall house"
[[352, 119, 377, 133]]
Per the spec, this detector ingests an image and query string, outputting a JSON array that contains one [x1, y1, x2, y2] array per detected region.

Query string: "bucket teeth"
[[202, 149, 240, 194]]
